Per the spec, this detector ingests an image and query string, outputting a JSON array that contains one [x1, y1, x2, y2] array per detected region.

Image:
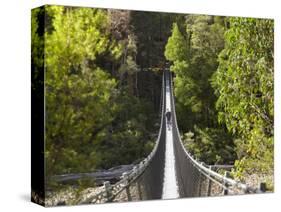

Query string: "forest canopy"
[[32, 6, 274, 191], [165, 15, 273, 185]]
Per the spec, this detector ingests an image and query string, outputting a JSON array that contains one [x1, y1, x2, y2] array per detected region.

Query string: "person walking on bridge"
[[165, 109, 172, 130]]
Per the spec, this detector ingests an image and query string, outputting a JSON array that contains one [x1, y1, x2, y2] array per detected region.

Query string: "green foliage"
[[165, 17, 225, 127], [130, 11, 174, 69], [165, 16, 234, 166], [44, 6, 121, 176], [183, 127, 236, 165], [32, 6, 274, 193], [165, 23, 188, 62], [31, 7, 45, 92], [31, 8, 44, 73], [166, 15, 274, 182], [92, 92, 157, 169], [118, 35, 138, 87], [212, 17, 274, 177], [30, 6, 161, 188]]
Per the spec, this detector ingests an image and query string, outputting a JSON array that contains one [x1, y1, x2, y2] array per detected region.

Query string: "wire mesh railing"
[[168, 71, 265, 197]]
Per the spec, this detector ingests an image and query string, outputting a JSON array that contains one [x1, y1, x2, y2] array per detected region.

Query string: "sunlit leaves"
[[212, 17, 274, 176], [165, 23, 188, 62], [44, 6, 120, 176], [165, 16, 235, 165], [165, 16, 225, 126], [40, 6, 156, 180]]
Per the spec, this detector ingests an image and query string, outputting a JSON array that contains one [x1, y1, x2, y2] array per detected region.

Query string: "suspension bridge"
[[78, 70, 265, 204]]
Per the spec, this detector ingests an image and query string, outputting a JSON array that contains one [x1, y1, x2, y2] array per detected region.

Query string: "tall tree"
[[41, 6, 161, 181], [212, 17, 274, 179], [165, 16, 236, 165], [45, 6, 121, 176]]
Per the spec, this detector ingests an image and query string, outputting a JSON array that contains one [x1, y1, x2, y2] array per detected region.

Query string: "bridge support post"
[[137, 182, 142, 200], [207, 166, 213, 196], [132, 166, 143, 200], [122, 172, 132, 201], [103, 181, 113, 202], [198, 164, 203, 197], [223, 172, 230, 195], [198, 172, 202, 196], [259, 182, 267, 193]]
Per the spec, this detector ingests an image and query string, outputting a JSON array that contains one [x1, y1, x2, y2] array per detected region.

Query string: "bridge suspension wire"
[[78, 70, 263, 205]]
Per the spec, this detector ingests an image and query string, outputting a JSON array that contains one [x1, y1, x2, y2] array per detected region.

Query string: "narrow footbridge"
[[80, 70, 264, 204]]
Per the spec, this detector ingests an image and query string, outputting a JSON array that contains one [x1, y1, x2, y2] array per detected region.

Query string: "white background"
[[0, 0, 280, 211]]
